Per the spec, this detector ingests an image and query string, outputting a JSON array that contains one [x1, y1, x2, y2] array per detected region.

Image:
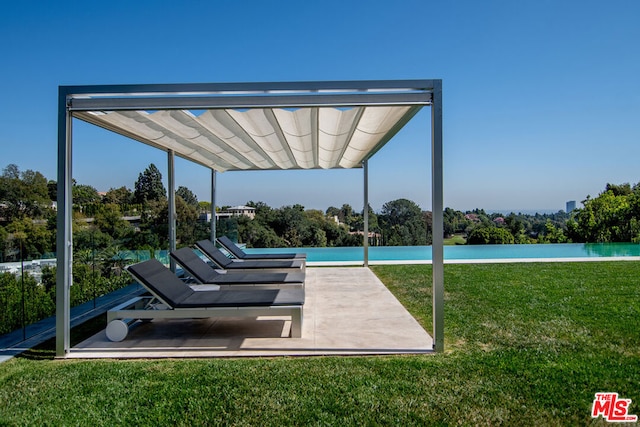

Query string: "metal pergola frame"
[[56, 79, 444, 356]]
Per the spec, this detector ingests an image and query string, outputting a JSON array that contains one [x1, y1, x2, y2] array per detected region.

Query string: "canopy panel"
[[68, 80, 435, 172], [74, 105, 419, 171]]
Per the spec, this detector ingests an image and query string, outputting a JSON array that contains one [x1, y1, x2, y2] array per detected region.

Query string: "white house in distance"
[[199, 205, 256, 222], [224, 205, 256, 219]]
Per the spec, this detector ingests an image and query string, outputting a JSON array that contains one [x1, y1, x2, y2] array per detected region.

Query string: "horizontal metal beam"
[[60, 79, 439, 98], [68, 92, 433, 112]]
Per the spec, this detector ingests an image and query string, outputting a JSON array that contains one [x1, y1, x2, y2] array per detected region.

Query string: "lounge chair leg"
[[290, 309, 302, 338], [106, 319, 130, 342]]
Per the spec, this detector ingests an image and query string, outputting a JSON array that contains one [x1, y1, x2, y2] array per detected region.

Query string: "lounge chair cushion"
[[196, 240, 304, 270], [217, 235, 306, 260], [170, 247, 305, 284], [127, 259, 304, 309], [129, 258, 193, 305]]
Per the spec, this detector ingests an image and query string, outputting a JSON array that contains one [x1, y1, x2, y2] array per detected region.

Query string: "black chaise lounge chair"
[[170, 247, 305, 286], [217, 235, 306, 260], [105, 259, 304, 342], [195, 240, 305, 271]]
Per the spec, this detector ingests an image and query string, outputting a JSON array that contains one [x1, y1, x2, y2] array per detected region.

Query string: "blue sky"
[[1, 1, 639, 213]]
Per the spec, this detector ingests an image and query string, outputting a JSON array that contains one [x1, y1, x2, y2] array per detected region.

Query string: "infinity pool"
[[245, 243, 640, 263]]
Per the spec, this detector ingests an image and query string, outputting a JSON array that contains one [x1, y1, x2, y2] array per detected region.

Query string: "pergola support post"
[[56, 89, 72, 357], [363, 159, 369, 267], [168, 150, 176, 272], [431, 80, 444, 352], [210, 169, 216, 243]]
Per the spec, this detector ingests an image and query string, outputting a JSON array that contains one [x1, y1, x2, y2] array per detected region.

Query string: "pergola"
[[56, 80, 444, 356]]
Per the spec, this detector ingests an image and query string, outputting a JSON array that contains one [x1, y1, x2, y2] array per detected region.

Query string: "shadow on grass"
[[16, 315, 107, 361]]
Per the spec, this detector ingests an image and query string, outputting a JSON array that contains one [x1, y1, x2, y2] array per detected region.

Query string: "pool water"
[[244, 243, 640, 263]]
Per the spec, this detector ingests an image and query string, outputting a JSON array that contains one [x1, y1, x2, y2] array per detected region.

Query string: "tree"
[[237, 215, 286, 248], [102, 186, 134, 205], [378, 198, 428, 246], [2, 163, 19, 179], [326, 206, 341, 219], [4, 218, 53, 260], [350, 204, 379, 233], [568, 185, 635, 242], [322, 216, 353, 247], [248, 201, 276, 226], [134, 164, 166, 204], [467, 226, 515, 244], [0, 164, 50, 222], [235, 202, 360, 248], [504, 213, 533, 243], [0, 226, 8, 261], [73, 226, 113, 252], [139, 196, 203, 247], [339, 204, 356, 229], [504, 213, 524, 236], [606, 182, 632, 197], [93, 204, 132, 240], [21, 169, 50, 214], [538, 220, 568, 243], [176, 186, 198, 207], [366, 204, 379, 233], [198, 201, 211, 213], [0, 272, 55, 335], [134, 199, 168, 248], [73, 184, 101, 206], [47, 180, 57, 201], [302, 210, 328, 247], [174, 196, 201, 245], [275, 204, 306, 247]]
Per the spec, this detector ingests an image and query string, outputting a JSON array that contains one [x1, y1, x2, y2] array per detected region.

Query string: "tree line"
[[232, 198, 430, 249], [2, 163, 640, 261], [453, 182, 640, 244], [2, 163, 639, 260]]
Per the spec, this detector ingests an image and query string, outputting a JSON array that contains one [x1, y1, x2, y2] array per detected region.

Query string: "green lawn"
[[1, 262, 639, 425], [443, 234, 466, 245]]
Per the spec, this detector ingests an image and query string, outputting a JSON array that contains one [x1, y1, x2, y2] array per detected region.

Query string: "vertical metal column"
[[431, 80, 444, 352], [210, 169, 216, 243], [167, 150, 176, 272], [56, 89, 72, 357], [363, 159, 369, 267]]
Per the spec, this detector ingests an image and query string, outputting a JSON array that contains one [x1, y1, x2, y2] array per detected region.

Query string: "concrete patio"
[[68, 267, 434, 358]]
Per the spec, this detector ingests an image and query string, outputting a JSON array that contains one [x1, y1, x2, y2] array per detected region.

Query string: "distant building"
[[225, 205, 256, 219], [198, 205, 257, 222], [0, 258, 57, 283], [566, 201, 576, 212]]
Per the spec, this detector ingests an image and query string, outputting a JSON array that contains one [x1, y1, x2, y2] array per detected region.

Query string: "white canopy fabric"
[[74, 105, 417, 172]]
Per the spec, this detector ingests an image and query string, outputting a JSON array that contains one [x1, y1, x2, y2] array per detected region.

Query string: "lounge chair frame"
[[105, 259, 303, 342], [106, 295, 302, 341]]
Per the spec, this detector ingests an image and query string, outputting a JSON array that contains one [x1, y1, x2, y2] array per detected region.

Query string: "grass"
[[1, 262, 639, 425], [443, 234, 466, 245]]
